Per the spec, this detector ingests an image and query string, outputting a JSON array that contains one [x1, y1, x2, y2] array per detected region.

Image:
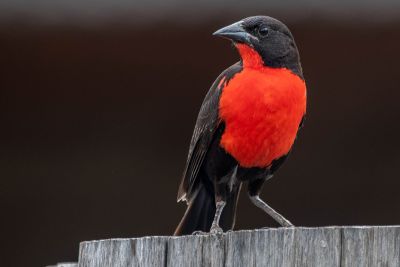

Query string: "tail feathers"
[[219, 182, 241, 231], [174, 183, 241, 236], [174, 183, 215, 236]]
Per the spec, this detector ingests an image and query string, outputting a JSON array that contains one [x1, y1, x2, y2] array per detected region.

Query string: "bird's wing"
[[177, 63, 242, 202]]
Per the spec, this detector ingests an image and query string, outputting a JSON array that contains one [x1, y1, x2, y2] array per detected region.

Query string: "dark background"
[[1, 1, 400, 266]]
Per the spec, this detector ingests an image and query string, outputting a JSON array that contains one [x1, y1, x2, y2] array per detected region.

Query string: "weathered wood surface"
[[46, 263, 78, 267], [77, 226, 400, 267]]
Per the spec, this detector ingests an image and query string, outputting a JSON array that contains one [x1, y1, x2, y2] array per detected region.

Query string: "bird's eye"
[[258, 27, 269, 37]]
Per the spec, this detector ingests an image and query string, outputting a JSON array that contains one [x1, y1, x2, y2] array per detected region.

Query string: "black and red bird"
[[174, 16, 307, 235]]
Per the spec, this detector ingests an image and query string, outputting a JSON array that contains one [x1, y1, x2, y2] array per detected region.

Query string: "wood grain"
[[73, 226, 400, 266]]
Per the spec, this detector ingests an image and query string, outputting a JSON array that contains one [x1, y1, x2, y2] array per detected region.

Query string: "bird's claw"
[[282, 221, 295, 228], [210, 224, 224, 234], [192, 230, 207, 235]]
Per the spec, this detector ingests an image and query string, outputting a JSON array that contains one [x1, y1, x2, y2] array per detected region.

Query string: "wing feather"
[[177, 63, 242, 202]]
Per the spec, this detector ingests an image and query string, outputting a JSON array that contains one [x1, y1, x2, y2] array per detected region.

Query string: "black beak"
[[213, 21, 253, 44]]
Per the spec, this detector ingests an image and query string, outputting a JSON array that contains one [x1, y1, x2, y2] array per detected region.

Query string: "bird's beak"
[[213, 21, 252, 44]]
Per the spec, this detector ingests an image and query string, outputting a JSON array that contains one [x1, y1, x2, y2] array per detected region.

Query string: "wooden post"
[[56, 226, 400, 266], [46, 263, 78, 267]]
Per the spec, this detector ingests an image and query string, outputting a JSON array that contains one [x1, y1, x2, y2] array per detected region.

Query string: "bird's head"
[[213, 16, 302, 77]]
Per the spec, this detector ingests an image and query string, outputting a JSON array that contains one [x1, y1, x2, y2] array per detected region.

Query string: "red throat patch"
[[236, 43, 264, 68], [219, 44, 307, 168]]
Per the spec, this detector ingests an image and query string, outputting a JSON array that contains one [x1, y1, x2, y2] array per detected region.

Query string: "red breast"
[[219, 44, 307, 168]]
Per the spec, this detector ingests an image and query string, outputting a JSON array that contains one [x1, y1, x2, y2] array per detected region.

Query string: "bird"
[[174, 16, 307, 236]]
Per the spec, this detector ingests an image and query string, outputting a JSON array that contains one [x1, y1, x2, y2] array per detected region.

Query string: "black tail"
[[174, 182, 241, 236]]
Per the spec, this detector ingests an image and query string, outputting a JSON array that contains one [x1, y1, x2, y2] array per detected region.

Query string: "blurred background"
[[1, 0, 400, 266]]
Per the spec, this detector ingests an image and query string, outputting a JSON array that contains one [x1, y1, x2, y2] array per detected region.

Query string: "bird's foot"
[[210, 224, 224, 235], [262, 221, 294, 230], [281, 220, 295, 228], [192, 230, 208, 236]]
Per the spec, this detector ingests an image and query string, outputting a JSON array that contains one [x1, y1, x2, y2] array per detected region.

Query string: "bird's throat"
[[236, 44, 264, 69]]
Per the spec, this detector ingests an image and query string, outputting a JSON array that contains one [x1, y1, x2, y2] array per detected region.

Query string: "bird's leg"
[[248, 176, 294, 227], [210, 199, 226, 234], [191, 197, 226, 235], [249, 195, 293, 227], [210, 173, 229, 234]]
